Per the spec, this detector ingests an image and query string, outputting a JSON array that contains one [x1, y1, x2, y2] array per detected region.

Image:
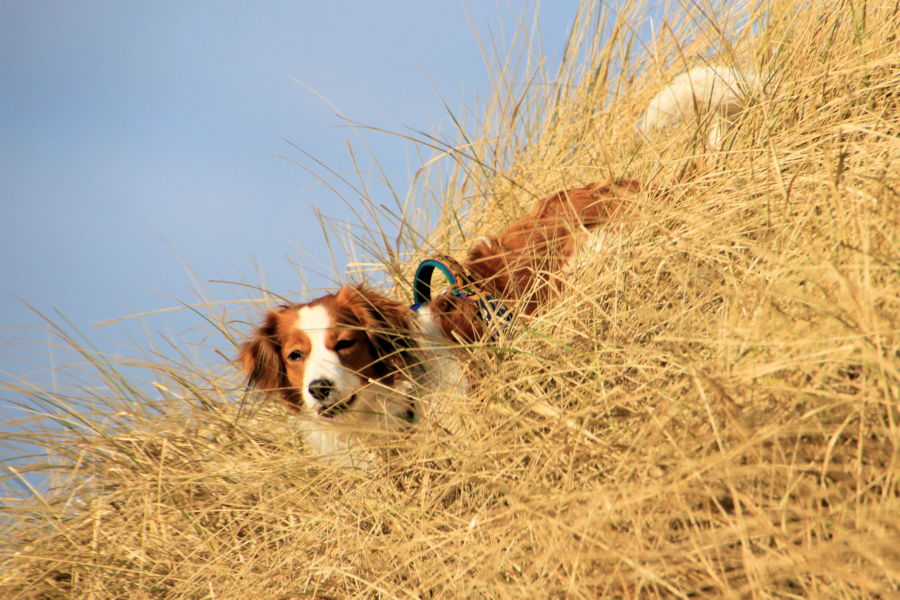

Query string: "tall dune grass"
[[3, 0, 900, 596]]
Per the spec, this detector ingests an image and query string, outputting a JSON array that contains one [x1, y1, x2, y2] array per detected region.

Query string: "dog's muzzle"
[[308, 378, 355, 416], [308, 378, 335, 402]]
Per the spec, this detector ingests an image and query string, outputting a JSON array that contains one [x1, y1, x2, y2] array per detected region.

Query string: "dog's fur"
[[424, 179, 641, 342], [642, 65, 757, 148], [238, 65, 753, 461]]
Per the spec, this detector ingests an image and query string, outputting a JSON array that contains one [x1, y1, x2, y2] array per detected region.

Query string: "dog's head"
[[238, 285, 417, 418]]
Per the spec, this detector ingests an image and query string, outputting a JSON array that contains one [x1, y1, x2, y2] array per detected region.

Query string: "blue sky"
[[1, 1, 584, 383]]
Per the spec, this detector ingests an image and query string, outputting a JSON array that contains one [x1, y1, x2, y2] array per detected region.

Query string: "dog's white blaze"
[[296, 305, 361, 411]]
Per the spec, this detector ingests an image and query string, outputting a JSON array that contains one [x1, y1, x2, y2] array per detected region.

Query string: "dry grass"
[[3, 0, 900, 597]]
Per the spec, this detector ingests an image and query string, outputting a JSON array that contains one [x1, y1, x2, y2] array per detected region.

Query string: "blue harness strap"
[[409, 255, 512, 337]]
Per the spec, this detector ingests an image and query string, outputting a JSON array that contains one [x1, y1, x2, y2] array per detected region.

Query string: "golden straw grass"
[[3, 0, 900, 597]]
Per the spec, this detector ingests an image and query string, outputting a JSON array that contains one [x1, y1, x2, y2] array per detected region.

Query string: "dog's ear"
[[337, 285, 416, 372], [238, 309, 299, 411]]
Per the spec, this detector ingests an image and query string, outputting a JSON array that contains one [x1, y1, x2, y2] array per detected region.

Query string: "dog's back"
[[464, 180, 641, 315]]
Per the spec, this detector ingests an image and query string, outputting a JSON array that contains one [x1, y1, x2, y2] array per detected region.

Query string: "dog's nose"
[[307, 379, 335, 403]]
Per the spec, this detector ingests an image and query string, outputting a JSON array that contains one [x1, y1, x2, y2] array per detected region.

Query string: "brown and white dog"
[[239, 180, 640, 458], [238, 284, 444, 457], [238, 65, 755, 461]]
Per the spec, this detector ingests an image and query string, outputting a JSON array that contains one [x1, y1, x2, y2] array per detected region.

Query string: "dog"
[[642, 64, 757, 148], [238, 64, 754, 461], [238, 180, 640, 459], [238, 284, 463, 458]]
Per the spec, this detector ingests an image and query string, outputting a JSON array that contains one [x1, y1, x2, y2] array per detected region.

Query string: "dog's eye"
[[287, 350, 305, 362], [334, 339, 356, 352]]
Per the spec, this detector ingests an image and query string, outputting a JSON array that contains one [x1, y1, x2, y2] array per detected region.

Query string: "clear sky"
[[1, 1, 584, 383]]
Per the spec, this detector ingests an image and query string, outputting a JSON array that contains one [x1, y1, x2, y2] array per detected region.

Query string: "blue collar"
[[409, 255, 511, 338]]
